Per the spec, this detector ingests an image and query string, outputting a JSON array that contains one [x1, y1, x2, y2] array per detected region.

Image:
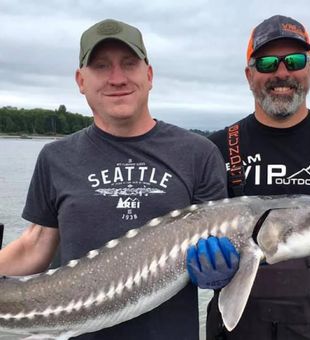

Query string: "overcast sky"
[[1, 0, 310, 130]]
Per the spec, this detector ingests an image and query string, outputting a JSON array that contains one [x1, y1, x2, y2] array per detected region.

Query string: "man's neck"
[[93, 113, 156, 137]]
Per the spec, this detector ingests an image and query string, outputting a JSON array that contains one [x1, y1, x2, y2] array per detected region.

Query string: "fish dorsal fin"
[[218, 239, 264, 331]]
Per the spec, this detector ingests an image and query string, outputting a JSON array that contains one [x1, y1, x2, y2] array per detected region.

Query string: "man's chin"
[[259, 97, 295, 119], [266, 90, 293, 101], [107, 105, 135, 118], [111, 111, 136, 121], [269, 111, 293, 120]]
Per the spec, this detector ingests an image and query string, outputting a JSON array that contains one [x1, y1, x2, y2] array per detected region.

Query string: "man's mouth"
[[266, 78, 299, 96], [105, 91, 134, 97], [270, 86, 294, 94]]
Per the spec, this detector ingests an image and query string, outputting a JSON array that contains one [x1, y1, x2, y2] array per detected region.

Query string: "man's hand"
[[186, 236, 239, 290]]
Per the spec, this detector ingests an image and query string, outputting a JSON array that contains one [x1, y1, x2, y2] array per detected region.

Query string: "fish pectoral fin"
[[218, 239, 264, 331]]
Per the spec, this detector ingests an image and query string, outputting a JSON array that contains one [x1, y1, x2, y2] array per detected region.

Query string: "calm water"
[[0, 138, 52, 245], [0, 137, 212, 339]]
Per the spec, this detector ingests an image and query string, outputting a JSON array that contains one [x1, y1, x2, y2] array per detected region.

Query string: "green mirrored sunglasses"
[[249, 53, 310, 73]]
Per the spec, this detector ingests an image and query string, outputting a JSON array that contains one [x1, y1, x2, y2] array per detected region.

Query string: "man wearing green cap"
[[0, 19, 228, 339], [187, 15, 310, 339]]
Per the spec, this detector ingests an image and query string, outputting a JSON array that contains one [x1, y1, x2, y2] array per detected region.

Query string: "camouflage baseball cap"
[[247, 15, 310, 62], [79, 19, 148, 67]]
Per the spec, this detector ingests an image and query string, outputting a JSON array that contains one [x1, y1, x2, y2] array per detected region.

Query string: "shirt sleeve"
[[22, 145, 58, 228], [192, 143, 228, 203]]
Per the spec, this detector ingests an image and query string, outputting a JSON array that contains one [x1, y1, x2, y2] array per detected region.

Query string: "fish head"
[[257, 206, 310, 264]]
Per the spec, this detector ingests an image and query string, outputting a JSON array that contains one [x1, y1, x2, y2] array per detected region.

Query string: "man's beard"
[[252, 77, 308, 120]]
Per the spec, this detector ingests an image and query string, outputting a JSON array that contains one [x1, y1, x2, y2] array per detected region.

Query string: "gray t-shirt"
[[23, 120, 227, 340]]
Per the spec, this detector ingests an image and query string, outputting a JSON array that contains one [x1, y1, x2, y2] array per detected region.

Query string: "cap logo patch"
[[281, 23, 306, 38], [97, 21, 122, 35]]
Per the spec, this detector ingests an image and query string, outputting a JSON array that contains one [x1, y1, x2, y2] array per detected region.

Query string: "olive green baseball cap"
[[79, 19, 148, 67]]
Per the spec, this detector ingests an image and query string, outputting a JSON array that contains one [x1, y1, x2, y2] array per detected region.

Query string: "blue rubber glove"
[[186, 236, 240, 290]]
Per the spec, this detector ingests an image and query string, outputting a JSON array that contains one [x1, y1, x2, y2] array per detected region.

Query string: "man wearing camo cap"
[[187, 14, 310, 340]]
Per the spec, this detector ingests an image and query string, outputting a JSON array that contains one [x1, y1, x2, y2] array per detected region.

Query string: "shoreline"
[[0, 134, 63, 140]]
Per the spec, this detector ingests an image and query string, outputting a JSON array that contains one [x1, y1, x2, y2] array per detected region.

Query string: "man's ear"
[[75, 68, 85, 94], [147, 64, 153, 91], [245, 66, 254, 90]]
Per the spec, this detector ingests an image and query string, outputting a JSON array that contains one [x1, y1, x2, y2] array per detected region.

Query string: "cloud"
[[0, 0, 309, 129]]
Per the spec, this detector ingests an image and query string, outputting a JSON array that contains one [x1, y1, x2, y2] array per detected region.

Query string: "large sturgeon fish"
[[1, 195, 310, 339]]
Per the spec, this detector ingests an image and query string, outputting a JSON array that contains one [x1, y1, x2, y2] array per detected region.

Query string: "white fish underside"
[[1, 195, 310, 339]]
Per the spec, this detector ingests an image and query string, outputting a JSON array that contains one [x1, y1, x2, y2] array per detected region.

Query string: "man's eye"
[[98, 64, 108, 68], [124, 60, 137, 67], [95, 63, 109, 69]]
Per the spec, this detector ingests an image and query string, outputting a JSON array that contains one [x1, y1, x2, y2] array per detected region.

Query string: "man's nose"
[[275, 60, 291, 77], [108, 65, 127, 85]]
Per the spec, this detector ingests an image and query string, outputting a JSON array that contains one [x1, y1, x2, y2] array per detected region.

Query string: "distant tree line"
[[0, 105, 93, 135], [190, 129, 213, 138], [0, 105, 213, 137]]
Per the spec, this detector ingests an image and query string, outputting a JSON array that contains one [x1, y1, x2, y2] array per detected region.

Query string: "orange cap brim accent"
[[305, 30, 310, 45], [246, 29, 255, 63]]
